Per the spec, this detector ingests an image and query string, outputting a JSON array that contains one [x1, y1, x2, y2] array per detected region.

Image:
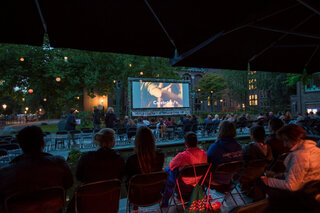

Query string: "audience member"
[[257, 124, 320, 200], [66, 108, 77, 146], [125, 126, 164, 184], [207, 121, 243, 185], [165, 117, 173, 126], [162, 132, 207, 206], [265, 118, 287, 161], [105, 107, 116, 128], [240, 125, 273, 195], [76, 128, 125, 183], [203, 115, 213, 124], [142, 117, 150, 126], [177, 116, 184, 125], [0, 126, 73, 210], [137, 117, 147, 129]]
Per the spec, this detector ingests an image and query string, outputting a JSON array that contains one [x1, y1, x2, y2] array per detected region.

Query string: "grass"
[[39, 124, 93, 133]]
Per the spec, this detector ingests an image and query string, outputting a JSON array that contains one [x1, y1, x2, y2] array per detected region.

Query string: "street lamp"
[[140, 72, 143, 76], [25, 107, 29, 111], [129, 63, 132, 67], [2, 104, 7, 110], [43, 98, 47, 102], [19, 57, 24, 62], [56, 77, 61, 82]]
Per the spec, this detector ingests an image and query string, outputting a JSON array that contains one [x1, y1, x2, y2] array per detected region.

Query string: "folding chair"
[[0, 144, 22, 160], [229, 199, 268, 213], [127, 127, 137, 143], [55, 131, 69, 149], [0, 149, 10, 167], [127, 171, 168, 213], [206, 161, 245, 206], [75, 179, 121, 213], [169, 163, 210, 210], [4, 186, 65, 213], [80, 129, 94, 148], [165, 126, 175, 140], [116, 127, 128, 144], [43, 132, 54, 152]]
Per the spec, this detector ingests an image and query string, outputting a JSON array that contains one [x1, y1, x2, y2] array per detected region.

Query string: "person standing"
[[105, 107, 116, 128], [93, 108, 102, 131], [65, 108, 77, 146]]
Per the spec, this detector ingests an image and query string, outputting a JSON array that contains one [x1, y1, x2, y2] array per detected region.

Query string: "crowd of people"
[[0, 110, 320, 212]]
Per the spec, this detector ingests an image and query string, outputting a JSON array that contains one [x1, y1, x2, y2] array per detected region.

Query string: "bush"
[[77, 111, 92, 128], [67, 149, 82, 164]]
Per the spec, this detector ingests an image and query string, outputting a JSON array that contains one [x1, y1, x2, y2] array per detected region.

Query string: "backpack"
[[176, 163, 221, 213]]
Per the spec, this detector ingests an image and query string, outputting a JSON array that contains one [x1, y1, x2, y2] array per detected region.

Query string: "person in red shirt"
[[162, 132, 207, 207]]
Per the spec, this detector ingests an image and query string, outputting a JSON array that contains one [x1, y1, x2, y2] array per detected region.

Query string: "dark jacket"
[[76, 148, 125, 183], [93, 109, 101, 125], [207, 138, 243, 184], [0, 152, 73, 203], [65, 113, 76, 131], [265, 134, 289, 159], [125, 149, 164, 183], [105, 112, 116, 128], [240, 142, 273, 190]]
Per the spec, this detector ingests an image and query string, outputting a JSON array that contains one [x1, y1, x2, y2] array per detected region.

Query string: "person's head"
[[277, 124, 306, 149], [192, 114, 197, 120], [207, 114, 212, 119], [214, 114, 219, 119], [134, 126, 156, 173], [184, 132, 198, 148], [138, 117, 143, 123], [107, 107, 114, 113], [250, 125, 266, 143], [217, 120, 236, 139], [70, 108, 76, 114], [187, 115, 192, 119], [269, 111, 274, 116], [17, 126, 44, 153], [168, 117, 171, 122], [94, 128, 115, 149], [124, 115, 129, 121], [180, 116, 184, 121], [269, 118, 284, 133], [128, 119, 135, 126]]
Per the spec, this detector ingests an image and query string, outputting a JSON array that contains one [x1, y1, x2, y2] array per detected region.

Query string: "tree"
[[221, 70, 249, 110], [0, 42, 181, 117], [195, 73, 227, 111]]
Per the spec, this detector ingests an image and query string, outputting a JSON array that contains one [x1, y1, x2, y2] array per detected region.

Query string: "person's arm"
[[169, 153, 183, 171], [206, 143, 219, 165], [267, 152, 307, 191]]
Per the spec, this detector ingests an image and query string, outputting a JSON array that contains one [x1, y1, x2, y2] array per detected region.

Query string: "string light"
[[20, 58, 24, 62], [56, 77, 61, 82], [43, 98, 47, 102], [140, 72, 143, 76], [28, 89, 33, 94]]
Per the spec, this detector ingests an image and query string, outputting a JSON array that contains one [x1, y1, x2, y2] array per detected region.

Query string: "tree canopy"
[[0, 41, 180, 117]]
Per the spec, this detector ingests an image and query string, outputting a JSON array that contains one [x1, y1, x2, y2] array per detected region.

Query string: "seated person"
[[258, 124, 320, 200], [0, 126, 73, 211], [265, 118, 288, 161], [240, 125, 273, 195], [207, 120, 243, 185], [162, 132, 207, 206], [169, 132, 207, 187], [125, 126, 164, 184], [76, 128, 125, 183]]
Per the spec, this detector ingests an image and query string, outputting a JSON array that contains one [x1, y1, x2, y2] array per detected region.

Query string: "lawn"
[[39, 124, 93, 133]]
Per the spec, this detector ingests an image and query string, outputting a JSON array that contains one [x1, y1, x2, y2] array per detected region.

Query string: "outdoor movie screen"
[[132, 81, 190, 109]]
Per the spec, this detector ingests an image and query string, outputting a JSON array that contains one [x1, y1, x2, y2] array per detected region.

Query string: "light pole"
[[115, 81, 122, 118]]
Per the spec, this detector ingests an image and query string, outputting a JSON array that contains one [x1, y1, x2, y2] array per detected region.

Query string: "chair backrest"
[[179, 163, 210, 179], [69, 130, 81, 134], [229, 199, 268, 213], [81, 129, 93, 133], [0, 141, 10, 145], [0, 148, 8, 157], [128, 171, 168, 207], [116, 128, 127, 135], [56, 131, 68, 135], [127, 127, 137, 133], [0, 144, 20, 151], [4, 186, 65, 213], [75, 179, 121, 213], [214, 161, 244, 175]]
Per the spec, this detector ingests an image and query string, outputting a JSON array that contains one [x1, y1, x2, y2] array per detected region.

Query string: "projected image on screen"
[[132, 81, 189, 109]]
